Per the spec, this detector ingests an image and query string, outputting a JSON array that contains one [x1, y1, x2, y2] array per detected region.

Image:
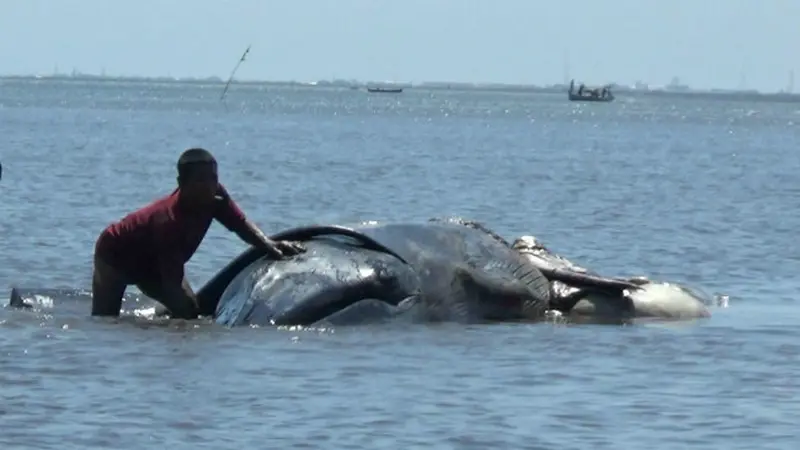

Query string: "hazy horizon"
[[2, 0, 798, 92], [3, 72, 793, 95]]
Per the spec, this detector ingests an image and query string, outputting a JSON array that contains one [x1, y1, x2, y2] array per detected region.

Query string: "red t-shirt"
[[95, 184, 248, 284]]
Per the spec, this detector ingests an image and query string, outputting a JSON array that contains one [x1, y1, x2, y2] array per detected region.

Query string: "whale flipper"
[[453, 261, 549, 322], [480, 259, 551, 317]]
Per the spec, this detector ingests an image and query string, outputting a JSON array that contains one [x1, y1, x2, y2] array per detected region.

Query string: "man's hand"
[[274, 240, 306, 256], [263, 239, 306, 259], [234, 219, 307, 259]]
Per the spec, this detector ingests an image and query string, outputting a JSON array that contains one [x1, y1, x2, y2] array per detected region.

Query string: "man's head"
[[176, 148, 219, 208]]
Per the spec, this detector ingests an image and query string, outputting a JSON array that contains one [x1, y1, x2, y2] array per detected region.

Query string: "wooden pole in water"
[[220, 45, 252, 102]]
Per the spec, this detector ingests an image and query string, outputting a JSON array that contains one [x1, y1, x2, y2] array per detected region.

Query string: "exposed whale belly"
[[571, 281, 713, 323], [570, 282, 711, 320]]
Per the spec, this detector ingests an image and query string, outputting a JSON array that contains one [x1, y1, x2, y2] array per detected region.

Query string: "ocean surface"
[[1, 78, 799, 449]]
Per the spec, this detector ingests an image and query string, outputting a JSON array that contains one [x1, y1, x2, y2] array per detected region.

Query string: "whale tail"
[[9, 287, 26, 308]]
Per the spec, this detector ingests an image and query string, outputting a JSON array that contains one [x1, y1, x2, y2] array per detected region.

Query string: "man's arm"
[[239, 220, 272, 248], [214, 185, 304, 258]]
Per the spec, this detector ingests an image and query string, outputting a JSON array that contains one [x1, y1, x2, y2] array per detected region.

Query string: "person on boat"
[[578, 84, 585, 96], [91, 147, 305, 319]]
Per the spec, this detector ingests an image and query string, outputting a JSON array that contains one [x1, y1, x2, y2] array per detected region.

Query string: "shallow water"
[[1, 79, 799, 448]]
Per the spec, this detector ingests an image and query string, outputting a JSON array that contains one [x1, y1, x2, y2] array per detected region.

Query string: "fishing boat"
[[568, 79, 614, 102], [366, 86, 403, 94]]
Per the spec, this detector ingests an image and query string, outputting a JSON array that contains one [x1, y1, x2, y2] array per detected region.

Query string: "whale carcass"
[[195, 217, 712, 327]]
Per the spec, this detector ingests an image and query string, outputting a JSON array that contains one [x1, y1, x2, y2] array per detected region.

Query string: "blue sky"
[[1, 0, 798, 91]]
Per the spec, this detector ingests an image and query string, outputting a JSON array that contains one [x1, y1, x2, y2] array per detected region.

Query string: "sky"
[[1, 0, 798, 91]]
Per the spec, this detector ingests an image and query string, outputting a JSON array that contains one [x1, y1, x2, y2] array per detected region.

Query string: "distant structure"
[[666, 76, 689, 92]]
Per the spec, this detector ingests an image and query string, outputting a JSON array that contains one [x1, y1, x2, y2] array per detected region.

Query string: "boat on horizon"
[[568, 79, 614, 102], [366, 86, 404, 94]]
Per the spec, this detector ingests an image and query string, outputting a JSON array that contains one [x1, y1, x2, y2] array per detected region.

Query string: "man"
[[91, 147, 304, 319]]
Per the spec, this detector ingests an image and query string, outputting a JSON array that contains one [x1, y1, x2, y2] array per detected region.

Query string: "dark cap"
[[178, 148, 216, 167], [177, 148, 217, 178]]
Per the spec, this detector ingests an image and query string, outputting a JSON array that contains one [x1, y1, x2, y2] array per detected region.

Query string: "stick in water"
[[220, 45, 252, 102]]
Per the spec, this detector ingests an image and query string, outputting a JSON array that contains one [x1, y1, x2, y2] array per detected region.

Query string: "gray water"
[[1, 78, 799, 449]]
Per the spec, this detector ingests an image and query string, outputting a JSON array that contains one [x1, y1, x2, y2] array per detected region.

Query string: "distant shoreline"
[[3, 74, 799, 104]]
